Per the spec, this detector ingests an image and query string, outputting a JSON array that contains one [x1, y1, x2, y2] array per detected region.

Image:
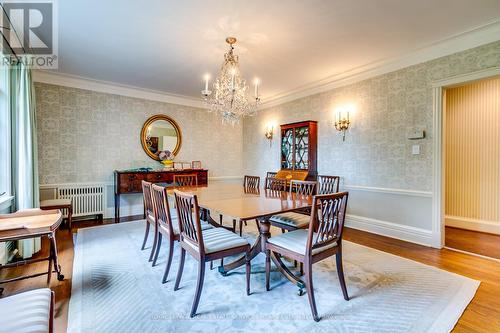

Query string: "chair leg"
[[148, 224, 158, 262], [174, 248, 186, 291], [162, 238, 174, 283], [265, 249, 271, 291], [304, 260, 320, 322], [300, 262, 304, 276], [190, 260, 206, 318], [152, 233, 162, 266], [245, 251, 251, 296], [239, 219, 243, 236], [141, 220, 150, 250], [210, 261, 213, 270], [336, 249, 349, 301]]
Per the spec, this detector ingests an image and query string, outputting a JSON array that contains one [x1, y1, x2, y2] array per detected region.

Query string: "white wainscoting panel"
[[344, 186, 434, 246]]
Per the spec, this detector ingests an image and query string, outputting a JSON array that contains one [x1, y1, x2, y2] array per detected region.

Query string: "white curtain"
[[10, 62, 41, 258]]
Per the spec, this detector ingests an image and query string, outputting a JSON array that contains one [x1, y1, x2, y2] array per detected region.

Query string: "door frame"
[[431, 66, 500, 248]]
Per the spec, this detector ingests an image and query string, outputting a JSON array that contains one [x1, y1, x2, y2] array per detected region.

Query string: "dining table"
[[166, 182, 313, 293]]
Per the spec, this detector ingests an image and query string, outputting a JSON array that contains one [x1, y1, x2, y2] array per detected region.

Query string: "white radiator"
[[57, 184, 106, 218]]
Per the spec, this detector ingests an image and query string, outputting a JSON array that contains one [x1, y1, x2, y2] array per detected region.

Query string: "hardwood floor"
[[1, 219, 499, 332], [445, 226, 500, 260]]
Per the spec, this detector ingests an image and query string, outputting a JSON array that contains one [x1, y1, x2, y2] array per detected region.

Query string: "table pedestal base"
[[219, 218, 305, 292]]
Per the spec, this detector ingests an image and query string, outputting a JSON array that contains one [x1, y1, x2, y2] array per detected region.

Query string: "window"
[[0, 59, 10, 199]]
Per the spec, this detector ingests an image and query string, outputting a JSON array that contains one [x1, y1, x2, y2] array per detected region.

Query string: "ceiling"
[[50, 0, 500, 102]]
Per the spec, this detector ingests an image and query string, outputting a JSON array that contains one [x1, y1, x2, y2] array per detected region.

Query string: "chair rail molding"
[[432, 65, 500, 249], [343, 185, 432, 197]]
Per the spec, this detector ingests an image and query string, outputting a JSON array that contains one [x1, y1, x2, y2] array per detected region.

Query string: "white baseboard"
[[445, 215, 500, 235], [346, 214, 434, 247]]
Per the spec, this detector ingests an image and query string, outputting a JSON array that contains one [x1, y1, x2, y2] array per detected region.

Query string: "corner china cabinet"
[[279, 120, 317, 180]]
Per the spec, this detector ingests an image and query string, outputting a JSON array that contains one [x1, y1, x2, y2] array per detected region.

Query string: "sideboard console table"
[[114, 169, 208, 222]]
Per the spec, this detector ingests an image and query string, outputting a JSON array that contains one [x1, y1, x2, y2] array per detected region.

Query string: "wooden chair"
[[266, 171, 277, 179], [191, 161, 202, 169], [150, 184, 179, 282], [265, 192, 350, 321], [234, 176, 261, 236], [173, 190, 251, 317], [269, 180, 317, 231], [317, 175, 340, 194], [173, 174, 198, 186], [265, 177, 287, 191], [141, 181, 157, 262]]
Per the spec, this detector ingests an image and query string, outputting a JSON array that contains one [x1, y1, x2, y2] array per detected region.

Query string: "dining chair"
[[150, 184, 179, 281], [235, 175, 261, 236], [173, 174, 198, 186], [141, 181, 157, 262], [151, 185, 214, 281], [173, 190, 251, 318], [265, 191, 350, 322], [269, 180, 317, 231], [191, 161, 202, 169], [265, 177, 287, 191], [317, 175, 340, 194], [266, 171, 277, 179]]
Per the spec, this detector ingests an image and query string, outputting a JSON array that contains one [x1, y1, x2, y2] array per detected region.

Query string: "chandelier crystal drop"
[[201, 37, 260, 125]]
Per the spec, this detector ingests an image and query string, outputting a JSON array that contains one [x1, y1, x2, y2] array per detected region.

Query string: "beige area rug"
[[68, 221, 479, 333]]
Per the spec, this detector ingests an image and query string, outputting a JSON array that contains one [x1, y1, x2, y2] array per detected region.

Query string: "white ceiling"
[[53, 0, 500, 102]]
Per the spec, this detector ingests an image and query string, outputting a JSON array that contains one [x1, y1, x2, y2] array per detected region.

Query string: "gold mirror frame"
[[140, 114, 182, 161]]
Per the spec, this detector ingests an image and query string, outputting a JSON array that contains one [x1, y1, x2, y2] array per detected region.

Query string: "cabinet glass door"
[[281, 128, 294, 169], [294, 126, 309, 169]]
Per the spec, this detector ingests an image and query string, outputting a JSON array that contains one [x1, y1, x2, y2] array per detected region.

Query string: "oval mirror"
[[140, 115, 182, 161]]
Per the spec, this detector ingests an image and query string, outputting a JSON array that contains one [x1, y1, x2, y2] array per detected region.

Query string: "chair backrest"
[[151, 184, 175, 234], [191, 161, 202, 169], [290, 180, 317, 195], [317, 175, 340, 194], [173, 174, 198, 186], [174, 190, 204, 252], [243, 175, 260, 189], [306, 192, 349, 256], [141, 181, 154, 217], [266, 171, 277, 179], [265, 177, 287, 191]]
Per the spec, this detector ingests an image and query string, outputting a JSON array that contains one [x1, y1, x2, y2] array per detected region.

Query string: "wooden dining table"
[[166, 182, 313, 293]]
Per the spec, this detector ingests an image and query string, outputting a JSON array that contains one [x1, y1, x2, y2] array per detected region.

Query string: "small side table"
[[40, 199, 73, 230]]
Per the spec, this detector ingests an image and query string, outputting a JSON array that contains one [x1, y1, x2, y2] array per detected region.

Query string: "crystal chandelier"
[[201, 37, 260, 125]]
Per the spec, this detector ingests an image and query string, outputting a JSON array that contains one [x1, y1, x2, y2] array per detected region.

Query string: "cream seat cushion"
[[170, 219, 213, 235], [269, 212, 310, 228], [185, 227, 248, 254], [0, 288, 52, 333], [267, 229, 337, 255], [147, 208, 178, 224]]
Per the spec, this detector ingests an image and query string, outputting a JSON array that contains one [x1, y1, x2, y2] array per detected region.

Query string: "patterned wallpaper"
[[243, 41, 500, 192], [36, 83, 243, 184]]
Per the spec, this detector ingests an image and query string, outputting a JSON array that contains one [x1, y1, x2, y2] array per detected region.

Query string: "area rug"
[[67, 221, 479, 333]]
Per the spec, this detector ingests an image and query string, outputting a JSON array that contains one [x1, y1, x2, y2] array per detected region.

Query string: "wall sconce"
[[265, 125, 274, 146], [334, 105, 353, 141]]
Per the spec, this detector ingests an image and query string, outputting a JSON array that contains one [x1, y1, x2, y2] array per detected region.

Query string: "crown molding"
[[261, 19, 500, 109], [33, 70, 205, 108]]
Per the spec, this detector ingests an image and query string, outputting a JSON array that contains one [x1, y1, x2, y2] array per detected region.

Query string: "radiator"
[[57, 184, 106, 218]]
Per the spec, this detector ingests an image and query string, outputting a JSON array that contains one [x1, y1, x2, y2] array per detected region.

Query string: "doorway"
[[443, 75, 500, 260]]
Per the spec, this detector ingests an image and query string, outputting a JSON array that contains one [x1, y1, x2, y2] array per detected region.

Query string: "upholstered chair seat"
[[269, 212, 310, 229], [0, 288, 54, 333], [267, 229, 337, 255], [185, 227, 248, 254], [148, 208, 177, 224], [169, 218, 213, 235]]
